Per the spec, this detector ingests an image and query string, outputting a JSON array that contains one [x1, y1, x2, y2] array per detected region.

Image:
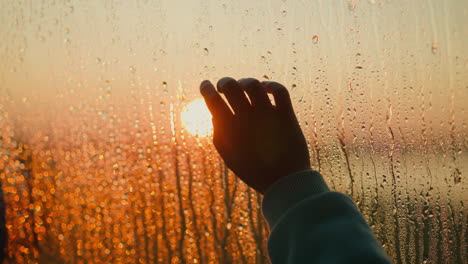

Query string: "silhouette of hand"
[[200, 77, 310, 194]]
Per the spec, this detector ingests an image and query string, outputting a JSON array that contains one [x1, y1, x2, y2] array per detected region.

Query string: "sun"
[[181, 98, 213, 137]]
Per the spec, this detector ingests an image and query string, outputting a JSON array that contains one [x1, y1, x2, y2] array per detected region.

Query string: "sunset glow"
[[181, 98, 213, 137]]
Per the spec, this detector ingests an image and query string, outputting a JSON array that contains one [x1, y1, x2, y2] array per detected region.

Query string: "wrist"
[[259, 166, 312, 194]]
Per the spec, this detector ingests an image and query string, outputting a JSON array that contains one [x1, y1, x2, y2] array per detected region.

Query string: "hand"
[[200, 77, 310, 194]]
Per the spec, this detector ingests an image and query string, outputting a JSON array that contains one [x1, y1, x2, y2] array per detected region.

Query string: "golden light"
[[181, 98, 213, 137]]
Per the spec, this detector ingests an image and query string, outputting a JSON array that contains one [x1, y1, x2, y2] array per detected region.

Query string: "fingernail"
[[238, 78, 248, 91], [201, 80, 211, 87], [217, 77, 236, 93], [200, 80, 215, 98]]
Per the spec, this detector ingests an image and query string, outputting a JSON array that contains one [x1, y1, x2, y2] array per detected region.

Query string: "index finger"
[[200, 80, 233, 120]]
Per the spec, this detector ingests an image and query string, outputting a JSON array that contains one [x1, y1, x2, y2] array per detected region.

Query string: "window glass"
[[0, 0, 466, 263]]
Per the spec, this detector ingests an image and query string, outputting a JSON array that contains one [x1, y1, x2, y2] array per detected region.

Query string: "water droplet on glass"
[[162, 82, 168, 94], [129, 66, 136, 73], [312, 35, 319, 44], [431, 42, 438, 54]]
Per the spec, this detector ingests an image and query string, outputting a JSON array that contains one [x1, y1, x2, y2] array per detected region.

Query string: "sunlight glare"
[[181, 98, 213, 137]]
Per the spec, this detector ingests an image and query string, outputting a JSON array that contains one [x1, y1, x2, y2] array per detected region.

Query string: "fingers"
[[200, 80, 233, 120], [217, 77, 251, 116], [201, 78, 294, 118], [238, 78, 272, 110], [261, 81, 294, 115]]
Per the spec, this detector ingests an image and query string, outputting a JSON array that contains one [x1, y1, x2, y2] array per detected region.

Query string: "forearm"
[[262, 170, 391, 264]]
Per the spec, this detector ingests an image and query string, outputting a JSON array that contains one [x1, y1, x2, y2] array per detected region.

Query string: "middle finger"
[[217, 77, 251, 116]]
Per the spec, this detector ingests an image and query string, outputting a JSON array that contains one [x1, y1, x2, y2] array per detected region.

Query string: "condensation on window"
[[0, 0, 466, 263]]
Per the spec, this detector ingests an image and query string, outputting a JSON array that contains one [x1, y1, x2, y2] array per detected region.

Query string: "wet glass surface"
[[0, 0, 467, 263]]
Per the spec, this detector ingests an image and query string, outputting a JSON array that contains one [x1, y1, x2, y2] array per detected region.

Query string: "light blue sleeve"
[[262, 170, 392, 264]]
